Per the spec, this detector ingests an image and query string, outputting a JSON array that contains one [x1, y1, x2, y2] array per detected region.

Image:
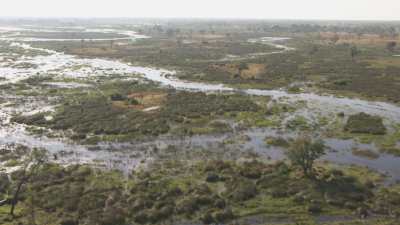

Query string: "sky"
[[1, 0, 400, 21]]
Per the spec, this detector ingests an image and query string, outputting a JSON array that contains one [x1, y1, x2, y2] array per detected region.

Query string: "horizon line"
[[1, 16, 400, 23]]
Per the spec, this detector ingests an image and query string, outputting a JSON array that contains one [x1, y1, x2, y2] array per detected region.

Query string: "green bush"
[[344, 113, 386, 135]]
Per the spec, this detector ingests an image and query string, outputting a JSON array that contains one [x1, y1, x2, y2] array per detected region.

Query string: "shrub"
[[204, 160, 232, 173], [177, 196, 199, 214], [288, 86, 301, 93], [201, 211, 214, 224], [214, 198, 226, 209], [238, 161, 265, 179], [205, 172, 220, 183], [308, 203, 322, 214], [229, 180, 258, 201], [286, 116, 310, 130], [333, 79, 351, 86], [127, 98, 139, 105], [11, 113, 49, 126], [110, 93, 127, 101]]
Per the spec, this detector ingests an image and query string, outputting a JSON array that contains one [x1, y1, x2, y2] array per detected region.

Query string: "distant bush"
[[109, 93, 126, 101]]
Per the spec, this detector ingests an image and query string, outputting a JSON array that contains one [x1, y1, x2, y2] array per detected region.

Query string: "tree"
[[350, 45, 359, 61], [286, 136, 325, 177], [10, 148, 47, 218], [386, 41, 397, 52]]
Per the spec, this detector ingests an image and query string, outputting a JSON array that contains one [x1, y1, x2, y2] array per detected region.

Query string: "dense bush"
[[1, 158, 395, 224], [12, 91, 260, 141], [161, 92, 260, 119], [344, 112, 387, 135]]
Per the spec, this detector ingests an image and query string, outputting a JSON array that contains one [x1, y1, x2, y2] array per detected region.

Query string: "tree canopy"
[[286, 136, 325, 177]]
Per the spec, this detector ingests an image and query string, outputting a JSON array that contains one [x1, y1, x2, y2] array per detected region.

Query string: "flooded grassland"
[[0, 23, 400, 224]]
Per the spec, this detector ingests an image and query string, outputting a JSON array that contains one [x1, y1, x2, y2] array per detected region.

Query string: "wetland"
[[0, 19, 400, 225]]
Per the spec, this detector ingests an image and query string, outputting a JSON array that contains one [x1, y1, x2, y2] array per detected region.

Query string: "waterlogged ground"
[[0, 25, 400, 185], [1, 23, 400, 225], [0, 25, 148, 42]]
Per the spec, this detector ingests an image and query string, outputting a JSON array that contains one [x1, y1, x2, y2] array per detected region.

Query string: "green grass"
[[4, 159, 20, 167]]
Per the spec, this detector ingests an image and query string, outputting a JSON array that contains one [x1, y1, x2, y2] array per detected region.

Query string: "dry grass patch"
[[241, 63, 267, 79], [112, 91, 167, 111], [365, 57, 400, 69]]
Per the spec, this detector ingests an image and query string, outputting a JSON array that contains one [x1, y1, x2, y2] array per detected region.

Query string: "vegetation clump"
[[162, 92, 259, 119], [11, 89, 260, 142], [352, 148, 380, 159], [265, 136, 290, 148], [286, 116, 311, 131], [344, 113, 387, 135]]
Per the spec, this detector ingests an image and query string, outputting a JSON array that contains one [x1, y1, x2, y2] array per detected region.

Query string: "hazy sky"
[[1, 0, 399, 20]]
